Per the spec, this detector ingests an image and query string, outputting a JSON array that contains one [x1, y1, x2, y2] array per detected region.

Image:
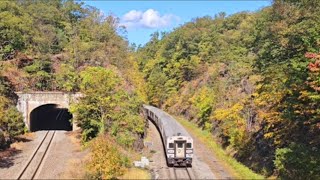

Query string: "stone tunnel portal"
[[29, 104, 73, 132]]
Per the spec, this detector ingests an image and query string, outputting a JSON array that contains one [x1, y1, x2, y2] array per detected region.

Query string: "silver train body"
[[143, 105, 193, 166]]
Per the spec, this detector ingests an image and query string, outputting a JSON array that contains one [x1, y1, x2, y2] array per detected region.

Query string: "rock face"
[[134, 156, 150, 168]]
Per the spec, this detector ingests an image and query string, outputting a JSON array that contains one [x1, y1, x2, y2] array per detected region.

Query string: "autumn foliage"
[[86, 135, 129, 179], [136, 0, 320, 178], [1, 0, 320, 179]]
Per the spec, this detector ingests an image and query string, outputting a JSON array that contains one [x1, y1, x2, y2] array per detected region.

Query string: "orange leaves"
[[305, 52, 319, 59], [307, 60, 320, 72], [305, 52, 320, 72], [305, 52, 320, 91]]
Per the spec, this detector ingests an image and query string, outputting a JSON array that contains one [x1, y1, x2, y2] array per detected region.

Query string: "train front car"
[[166, 136, 193, 167], [143, 105, 193, 167]]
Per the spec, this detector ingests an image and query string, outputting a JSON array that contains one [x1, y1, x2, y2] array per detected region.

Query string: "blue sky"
[[84, 1, 272, 46]]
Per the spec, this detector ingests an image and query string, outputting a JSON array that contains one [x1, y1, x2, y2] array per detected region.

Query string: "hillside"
[[0, 1, 146, 178], [0, 0, 320, 179], [135, 0, 320, 178]]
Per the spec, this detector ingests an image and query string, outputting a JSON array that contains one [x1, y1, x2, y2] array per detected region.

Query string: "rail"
[[16, 131, 56, 180]]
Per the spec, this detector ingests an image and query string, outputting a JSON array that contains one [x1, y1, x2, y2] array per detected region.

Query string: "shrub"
[[0, 95, 25, 146], [86, 136, 129, 179], [3, 107, 25, 138]]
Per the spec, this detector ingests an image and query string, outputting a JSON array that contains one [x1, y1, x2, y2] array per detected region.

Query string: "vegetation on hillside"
[[136, 0, 320, 178], [0, 76, 25, 149], [70, 66, 145, 147], [1, 0, 319, 179], [0, 1, 145, 178]]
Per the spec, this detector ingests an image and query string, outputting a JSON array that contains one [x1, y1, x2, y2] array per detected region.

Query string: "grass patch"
[[176, 116, 264, 179], [60, 159, 87, 179], [120, 168, 151, 179]]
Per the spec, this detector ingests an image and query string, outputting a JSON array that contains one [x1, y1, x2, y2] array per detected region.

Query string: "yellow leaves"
[[212, 103, 247, 145], [261, 111, 282, 124], [254, 88, 286, 108], [0, 96, 7, 121], [86, 135, 127, 179], [142, 58, 157, 74], [122, 55, 148, 103], [0, 95, 9, 107], [213, 103, 244, 123], [264, 132, 274, 139], [189, 86, 215, 107], [211, 102, 250, 149], [189, 86, 215, 123]]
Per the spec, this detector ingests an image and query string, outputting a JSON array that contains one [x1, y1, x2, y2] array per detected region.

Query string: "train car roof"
[[143, 105, 191, 138]]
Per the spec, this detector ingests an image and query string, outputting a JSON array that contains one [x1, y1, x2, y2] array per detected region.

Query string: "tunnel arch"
[[29, 104, 73, 132]]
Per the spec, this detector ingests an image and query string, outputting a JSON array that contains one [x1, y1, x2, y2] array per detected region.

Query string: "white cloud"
[[122, 10, 143, 22], [120, 9, 179, 29]]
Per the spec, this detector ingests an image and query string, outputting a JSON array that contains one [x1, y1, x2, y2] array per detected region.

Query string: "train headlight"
[[167, 149, 174, 153], [186, 150, 193, 154]]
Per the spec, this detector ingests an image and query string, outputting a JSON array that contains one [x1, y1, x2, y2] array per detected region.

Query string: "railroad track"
[[172, 167, 193, 180], [16, 131, 56, 180]]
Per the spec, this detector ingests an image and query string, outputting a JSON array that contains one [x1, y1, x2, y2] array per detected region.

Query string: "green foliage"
[[23, 58, 53, 90], [176, 116, 264, 179], [0, 1, 32, 60], [136, 1, 320, 178], [274, 143, 320, 179], [1, 0, 319, 178], [2, 107, 24, 138], [0, 78, 24, 149], [189, 86, 215, 128], [70, 67, 145, 146], [55, 63, 79, 92], [145, 66, 169, 106], [0, 0, 129, 92], [0, 3, 147, 177]]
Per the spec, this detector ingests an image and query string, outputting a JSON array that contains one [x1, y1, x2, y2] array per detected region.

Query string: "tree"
[[70, 67, 145, 146]]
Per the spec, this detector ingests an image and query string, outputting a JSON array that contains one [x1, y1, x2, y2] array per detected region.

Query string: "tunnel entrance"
[[30, 104, 73, 132]]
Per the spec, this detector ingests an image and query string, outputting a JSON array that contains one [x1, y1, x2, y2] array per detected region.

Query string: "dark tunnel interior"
[[30, 104, 73, 132]]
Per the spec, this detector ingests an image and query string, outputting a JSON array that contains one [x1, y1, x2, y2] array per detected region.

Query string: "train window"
[[177, 142, 183, 148], [186, 143, 192, 148], [169, 143, 174, 148]]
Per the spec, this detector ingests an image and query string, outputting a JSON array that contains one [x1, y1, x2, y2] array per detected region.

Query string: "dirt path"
[[145, 120, 216, 179], [189, 130, 234, 179]]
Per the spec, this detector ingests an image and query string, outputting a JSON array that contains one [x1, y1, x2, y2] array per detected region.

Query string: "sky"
[[84, 1, 272, 46]]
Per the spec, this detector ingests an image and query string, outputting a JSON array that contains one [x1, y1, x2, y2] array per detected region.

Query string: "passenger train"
[[143, 105, 193, 167]]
